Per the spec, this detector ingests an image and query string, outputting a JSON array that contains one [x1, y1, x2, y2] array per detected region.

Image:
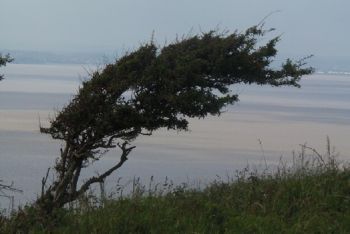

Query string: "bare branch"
[[41, 168, 51, 197], [0, 181, 22, 193], [75, 142, 135, 198]]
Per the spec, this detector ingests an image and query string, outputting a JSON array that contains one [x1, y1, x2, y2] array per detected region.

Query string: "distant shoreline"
[[2, 49, 350, 74]]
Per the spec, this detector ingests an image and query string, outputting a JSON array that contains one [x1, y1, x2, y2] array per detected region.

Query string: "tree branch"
[[0, 181, 22, 193], [70, 160, 83, 196], [74, 142, 135, 199], [41, 168, 51, 197]]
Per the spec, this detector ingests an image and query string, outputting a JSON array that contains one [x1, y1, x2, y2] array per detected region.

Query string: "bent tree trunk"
[[36, 140, 135, 213]]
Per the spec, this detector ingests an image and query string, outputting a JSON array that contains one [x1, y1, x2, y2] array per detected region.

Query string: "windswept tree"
[[38, 26, 313, 213], [0, 53, 13, 81]]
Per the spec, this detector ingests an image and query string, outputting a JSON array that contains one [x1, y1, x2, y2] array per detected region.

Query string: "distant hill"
[[1, 50, 115, 65]]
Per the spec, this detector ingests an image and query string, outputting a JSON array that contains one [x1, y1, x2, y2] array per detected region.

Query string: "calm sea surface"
[[1, 64, 350, 208]]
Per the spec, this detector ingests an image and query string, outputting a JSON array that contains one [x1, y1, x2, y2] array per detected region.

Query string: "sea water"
[[1, 64, 350, 208]]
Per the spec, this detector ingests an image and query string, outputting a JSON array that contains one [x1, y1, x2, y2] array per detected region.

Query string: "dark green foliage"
[[0, 53, 13, 80], [44, 26, 312, 144], [37, 25, 313, 212]]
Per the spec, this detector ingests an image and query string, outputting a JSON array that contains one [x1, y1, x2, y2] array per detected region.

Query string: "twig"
[[41, 168, 51, 197]]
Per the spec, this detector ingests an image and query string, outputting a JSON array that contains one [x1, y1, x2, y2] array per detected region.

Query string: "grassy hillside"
[[2, 143, 350, 233]]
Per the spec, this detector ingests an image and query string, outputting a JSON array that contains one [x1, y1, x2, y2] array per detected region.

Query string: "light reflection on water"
[[1, 64, 350, 208]]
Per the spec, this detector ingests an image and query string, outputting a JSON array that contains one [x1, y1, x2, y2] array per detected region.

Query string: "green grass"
[[2, 143, 350, 233]]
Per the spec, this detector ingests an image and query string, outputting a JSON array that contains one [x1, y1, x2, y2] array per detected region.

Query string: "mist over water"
[[1, 64, 350, 208]]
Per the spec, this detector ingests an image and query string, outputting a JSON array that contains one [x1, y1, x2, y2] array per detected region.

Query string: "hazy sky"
[[1, 0, 349, 57]]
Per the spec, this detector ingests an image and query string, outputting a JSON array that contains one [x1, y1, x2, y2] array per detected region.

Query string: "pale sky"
[[1, 0, 349, 58]]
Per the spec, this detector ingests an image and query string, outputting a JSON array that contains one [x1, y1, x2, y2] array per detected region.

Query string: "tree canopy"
[[38, 25, 313, 212], [44, 26, 312, 143]]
